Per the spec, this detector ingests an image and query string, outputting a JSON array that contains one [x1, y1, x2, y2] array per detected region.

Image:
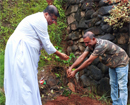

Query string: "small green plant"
[[63, 53, 75, 65], [98, 90, 111, 104], [104, 0, 130, 29], [55, 73, 60, 78], [62, 89, 72, 97], [54, 46, 75, 66], [0, 90, 5, 105]]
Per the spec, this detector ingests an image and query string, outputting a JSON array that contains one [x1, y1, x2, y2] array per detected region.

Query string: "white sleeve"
[[31, 16, 56, 54]]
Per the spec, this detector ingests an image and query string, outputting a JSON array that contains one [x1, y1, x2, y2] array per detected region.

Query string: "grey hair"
[[83, 31, 95, 39]]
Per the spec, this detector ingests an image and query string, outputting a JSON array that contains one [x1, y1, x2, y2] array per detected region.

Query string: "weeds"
[[0, 51, 5, 105], [0, 0, 68, 104]]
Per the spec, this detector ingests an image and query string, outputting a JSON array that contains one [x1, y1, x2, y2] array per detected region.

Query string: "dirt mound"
[[38, 66, 112, 105], [44, 94, 104, 105]]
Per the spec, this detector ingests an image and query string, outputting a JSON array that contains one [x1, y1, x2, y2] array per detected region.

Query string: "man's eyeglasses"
[[49, 14, 57, 22]]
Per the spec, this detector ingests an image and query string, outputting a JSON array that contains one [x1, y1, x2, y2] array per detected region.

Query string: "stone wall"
[[65, 0, 130, 103]]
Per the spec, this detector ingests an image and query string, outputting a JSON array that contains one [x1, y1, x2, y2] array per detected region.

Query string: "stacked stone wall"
[[65, 0, 130, 103]]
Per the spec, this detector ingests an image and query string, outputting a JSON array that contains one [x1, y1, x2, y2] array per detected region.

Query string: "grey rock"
[[99, 33, 115, 41], [98, 5, 113, 16], [97, 77, 110, 96], [88, 65, 102, 81]]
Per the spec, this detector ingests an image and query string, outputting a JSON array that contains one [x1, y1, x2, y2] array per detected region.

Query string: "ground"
[[44, 94, 105, 105], [38, 66, 112, 105]]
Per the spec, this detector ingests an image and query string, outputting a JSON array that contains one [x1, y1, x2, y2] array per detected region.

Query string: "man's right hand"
[[67, 67, 72, 78]]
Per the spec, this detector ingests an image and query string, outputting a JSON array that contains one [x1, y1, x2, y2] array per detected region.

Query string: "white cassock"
[[4, 12, 56, 105]]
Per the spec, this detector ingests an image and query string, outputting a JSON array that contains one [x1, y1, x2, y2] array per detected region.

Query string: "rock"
[[98, 5, 113, 16], [95, 21, 101, 26], [81, 1, 93, 10], [119, 27, 129, 33], [85, 27, 102, 35], [66, 33, 72, 40], [67, 25, 71, 34], [78, 43, 85, 52], [101, 24, 109, 32], [90, 80, 99, 93], [65, 5, 79, 16], [99, 0, 108, 7], [66, 0, 80, 4], [80, 74, 91, 88], [47, 77, 57, 87], [78, 38, 84, 42], [92, 58, 100, 66], [85, 9, 95, 20], [50, 86, 59, 91], [117, 33, 129, 44], [99, 33, 115, 41], [67, 40, 74, 46], [97, 77, 110, 96], [78, 18, 89, 29], [97, 63, 109, 74], [75, 9, 81, 22], [73, 40, 79, 45], [72, 45, 78, 52], [67, 46, 72, 55], [67, 82, 75, 92], [70, 21, 79, 31], [88, 65, 102, 81], [67, 13, 76, 25], [75, 51, 82, 56], [81, 11, 85, 18], [71, 31, 80, 40]]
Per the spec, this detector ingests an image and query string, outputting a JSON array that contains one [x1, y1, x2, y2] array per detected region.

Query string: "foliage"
[[0, 51, 5, 105], [54, 46, 75, 66], [0, 91, 5, 105], [0, 51, 4, 88], [104, 0, 130, 29], [0, 0, 48, 50], [0, 0, 68, 69], [62, 89, 72, 97], [0, 0, 68, 104], [48, 0, 67, 46], [0, 0, 67, 50]]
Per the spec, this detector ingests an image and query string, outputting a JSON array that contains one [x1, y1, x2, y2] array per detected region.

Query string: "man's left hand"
[[68, 70, 76, 78]]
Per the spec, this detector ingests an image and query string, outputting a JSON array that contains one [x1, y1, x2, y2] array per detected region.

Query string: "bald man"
[[67, 31, 129, 105], [4, 5, 69, 105]]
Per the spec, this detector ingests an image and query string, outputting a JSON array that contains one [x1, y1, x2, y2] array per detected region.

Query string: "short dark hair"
[[83, 31, 95, 39], [43, 5, 60, 17]]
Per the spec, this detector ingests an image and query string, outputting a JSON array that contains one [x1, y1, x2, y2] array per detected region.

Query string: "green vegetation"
[[0, 51, 5, 105], [0, 0, 67, 50], [104, 0, 130, 29], [0, 0, 112, 104], [0, 0, 68, 104]]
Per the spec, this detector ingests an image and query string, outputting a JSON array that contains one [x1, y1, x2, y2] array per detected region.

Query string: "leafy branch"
[[104, 0, 130, 29]]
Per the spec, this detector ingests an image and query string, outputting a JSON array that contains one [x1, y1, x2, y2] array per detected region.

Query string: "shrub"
[[104, 0, 130, 29]]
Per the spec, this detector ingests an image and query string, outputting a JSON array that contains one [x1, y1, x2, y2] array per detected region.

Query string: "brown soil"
[[44, 94, 106, 105], [38, 66, 112, 105]]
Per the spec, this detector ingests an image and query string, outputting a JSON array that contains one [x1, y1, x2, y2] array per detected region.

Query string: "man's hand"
[[67, 67, 72, 77], [59, 53, 69, 60], [67, 70, 76, 78], [54, 51, 69, 61]]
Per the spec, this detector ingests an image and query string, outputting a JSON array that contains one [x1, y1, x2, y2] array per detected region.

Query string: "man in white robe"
[[4, 5, 69, 105]]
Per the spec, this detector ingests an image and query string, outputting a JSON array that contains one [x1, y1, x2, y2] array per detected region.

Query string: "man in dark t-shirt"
[[67, 31, 129, 105]]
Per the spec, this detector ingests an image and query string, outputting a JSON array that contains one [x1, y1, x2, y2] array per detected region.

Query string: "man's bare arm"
[[69, 51, 89, 69], [74, 54, 98, 73], [54, 50, 69, 60]]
